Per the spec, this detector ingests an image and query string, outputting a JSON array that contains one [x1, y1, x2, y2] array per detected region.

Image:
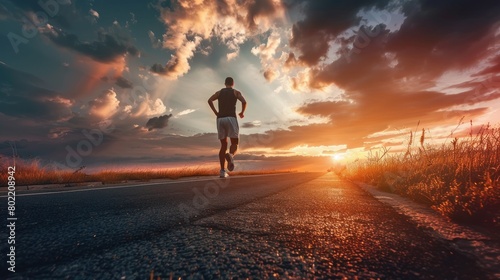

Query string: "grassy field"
[[338, 123, 499, 229], [0, 158, 295, 188]]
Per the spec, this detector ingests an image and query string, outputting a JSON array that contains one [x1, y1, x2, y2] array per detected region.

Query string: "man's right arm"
[[208, 91, 220, 116]]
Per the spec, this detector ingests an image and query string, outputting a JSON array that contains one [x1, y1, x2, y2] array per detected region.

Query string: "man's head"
[[225, 77, 234, 87]]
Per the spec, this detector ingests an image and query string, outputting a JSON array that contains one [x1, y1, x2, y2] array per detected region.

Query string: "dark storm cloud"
[[0, 61, 45, 87], [302, 1, 500, 108], [1, 0, 73, 28], [0, 94, 72, 122], [0, 63, 73, 121], [311, 24, 394, 91], [246, 0, 279, 29], [289, 0, 500, 87], [150, 63, 170, 75], [289, 0, 391, 65], [43, 26, 139, 63], [386, 0, 500, 79], [145, 114, 173, 131], [115, 76, 133, 88]]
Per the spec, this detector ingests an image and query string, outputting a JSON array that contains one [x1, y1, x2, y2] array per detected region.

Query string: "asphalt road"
[[0, 173, 488, 279]]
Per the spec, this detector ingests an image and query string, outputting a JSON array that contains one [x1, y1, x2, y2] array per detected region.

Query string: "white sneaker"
[[225, 153, 234, 171], [219, 169, 229, 178]]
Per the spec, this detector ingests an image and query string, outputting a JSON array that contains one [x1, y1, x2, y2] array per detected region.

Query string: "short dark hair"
[[225, 77, 234, 86]]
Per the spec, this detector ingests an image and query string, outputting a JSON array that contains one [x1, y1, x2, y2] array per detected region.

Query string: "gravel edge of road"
[[356, 181, 500, 279]]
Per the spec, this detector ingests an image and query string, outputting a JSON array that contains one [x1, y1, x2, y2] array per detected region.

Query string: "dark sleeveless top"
[[218, 88, 237, 118]]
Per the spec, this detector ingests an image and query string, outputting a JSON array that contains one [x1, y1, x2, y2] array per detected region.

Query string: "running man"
[[208, 77, 247, 178]]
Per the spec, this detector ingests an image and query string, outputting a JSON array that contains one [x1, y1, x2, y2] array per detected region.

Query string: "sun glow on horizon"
[[331, 153, 345, 162]]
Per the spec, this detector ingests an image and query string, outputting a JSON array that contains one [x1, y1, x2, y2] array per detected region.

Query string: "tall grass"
[[0, 158, 295, 187], [340, 124, 500, 228], [0, 158, 91, 187]]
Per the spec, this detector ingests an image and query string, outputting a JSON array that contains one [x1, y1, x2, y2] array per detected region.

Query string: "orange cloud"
[[88, 89, 120, 119], [251, 30, 282, 81], [151, 0, 285, 78]]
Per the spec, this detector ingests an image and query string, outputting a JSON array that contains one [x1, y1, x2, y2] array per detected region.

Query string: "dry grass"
[[0, 158, 90, 187], [0, 158, 295, 187], [339, 123, 500, 228]]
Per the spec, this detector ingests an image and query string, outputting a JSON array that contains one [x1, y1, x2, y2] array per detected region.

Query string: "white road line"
[[0, 173, 297, 197]]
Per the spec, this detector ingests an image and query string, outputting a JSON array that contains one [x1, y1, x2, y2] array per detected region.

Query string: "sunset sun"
[[331, 153, 344, 162]]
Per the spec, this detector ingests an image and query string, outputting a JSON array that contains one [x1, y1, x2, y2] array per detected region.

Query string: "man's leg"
[[219, 138, 228, 170], [225, 137, 238, 171], [229, 137, 239, 155]]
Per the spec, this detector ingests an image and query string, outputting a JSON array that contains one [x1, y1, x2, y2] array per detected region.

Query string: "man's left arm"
[[235, 90, 247, 118]]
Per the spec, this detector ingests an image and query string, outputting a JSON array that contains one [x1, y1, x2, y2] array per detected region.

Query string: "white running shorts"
[[217, 116, 239, 139]]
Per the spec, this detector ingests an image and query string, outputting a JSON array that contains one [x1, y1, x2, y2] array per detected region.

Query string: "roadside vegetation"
[[0, 158, 294, 187], [339, 123, 499, 229]]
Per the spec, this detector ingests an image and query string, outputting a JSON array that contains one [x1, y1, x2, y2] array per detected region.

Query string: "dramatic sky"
[[0, 0, 499, 171]]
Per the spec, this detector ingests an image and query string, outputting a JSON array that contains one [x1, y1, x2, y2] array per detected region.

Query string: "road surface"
[[0, 173, 488, 279]]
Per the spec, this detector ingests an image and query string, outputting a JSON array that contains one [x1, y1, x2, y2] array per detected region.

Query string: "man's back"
[[218, 88, 237, 118]]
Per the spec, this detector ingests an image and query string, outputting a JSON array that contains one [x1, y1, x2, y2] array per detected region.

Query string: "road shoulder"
[[357, 181, 500, 278]]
